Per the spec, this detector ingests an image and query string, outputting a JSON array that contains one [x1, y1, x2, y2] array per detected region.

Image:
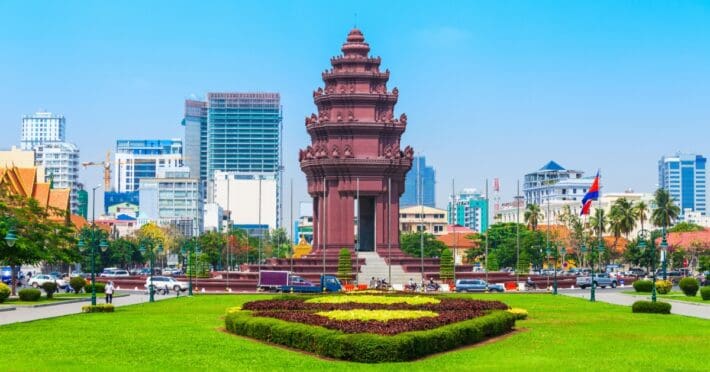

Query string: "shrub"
[[700, 287, 710, 301], [41, 282, 58, 299], [655, 280, 672, 294], [85, 282, 105, 294], [0, 283, 10, 303], [225, 309, 516, 362], [337, 248, 351, 282], [678, 277, 699, 297], [18, 288, 41, 301], [306, 295, 440, 306], [69, 277, 86, 294], [507, 308, 528, 320], [439, 248, 454, 281], [315, 309, 438, 321], [81, 304, 115, 313], [632, 301, 671, 314], [633, 279, 653, 292]]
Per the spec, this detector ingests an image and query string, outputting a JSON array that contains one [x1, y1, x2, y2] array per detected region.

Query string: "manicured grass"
[[622, 290, 710, 304], [0, 293, 708, 370], [2, 292, 128, 306]]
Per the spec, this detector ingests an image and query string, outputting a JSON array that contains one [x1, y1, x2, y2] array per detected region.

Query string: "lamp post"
[[545, 247, 551, 290], [78, 226, 108, 306], [551, 244, 558, 295], [181, 240, 194, 296], [637, 229, 656, 302], [581, 243, 595, 301], [660, 227, 668, 281], [140, 241, 162, 303]]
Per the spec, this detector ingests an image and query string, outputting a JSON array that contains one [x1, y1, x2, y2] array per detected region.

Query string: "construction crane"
[[82, 150, 111, 191]]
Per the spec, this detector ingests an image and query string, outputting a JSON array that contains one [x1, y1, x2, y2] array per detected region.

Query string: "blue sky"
[[1, 0, 709, 209]]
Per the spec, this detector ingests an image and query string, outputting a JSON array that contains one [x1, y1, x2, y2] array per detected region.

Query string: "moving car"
[[455, 279, 504, 293], [145, 276, 188, 292], [28, 274, 67, 289], [104, 269, 130, 277], [99, 268, 119, 277], [576, 273, 618, 289]]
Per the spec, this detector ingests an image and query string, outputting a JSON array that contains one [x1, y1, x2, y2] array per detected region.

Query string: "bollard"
[[201, 288, 205, 293]]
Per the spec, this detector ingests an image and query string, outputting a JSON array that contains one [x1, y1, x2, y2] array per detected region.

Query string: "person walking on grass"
[[105, 281, 115, 304]]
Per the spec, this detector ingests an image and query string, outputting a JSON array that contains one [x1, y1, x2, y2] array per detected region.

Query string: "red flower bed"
[[243, 297, 508, 335]]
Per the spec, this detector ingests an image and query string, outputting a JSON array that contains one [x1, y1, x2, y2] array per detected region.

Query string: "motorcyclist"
[[526, 276, 535, 290], [407, 278, 416, 290]]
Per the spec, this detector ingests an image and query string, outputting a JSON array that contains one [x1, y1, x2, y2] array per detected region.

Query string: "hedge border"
[[631, 301, 671, 314], [225, 309, 516, 363]]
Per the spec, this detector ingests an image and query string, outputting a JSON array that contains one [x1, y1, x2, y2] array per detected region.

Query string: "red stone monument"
[[300, 28, 413, 253]]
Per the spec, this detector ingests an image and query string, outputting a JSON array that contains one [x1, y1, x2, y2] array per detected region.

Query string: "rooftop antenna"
[[354, 12, 358, 28]]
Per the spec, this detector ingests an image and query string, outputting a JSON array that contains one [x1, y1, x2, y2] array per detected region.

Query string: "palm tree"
[[652, 189, 680, 229], [589, 208, 607, 235], [634, 200, 649, 230], [608, 198, 636, 254], [524, 203, 543, 231]]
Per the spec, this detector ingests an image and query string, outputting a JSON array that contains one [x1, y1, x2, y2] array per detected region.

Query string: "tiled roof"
[[437, 232, 479, 249], [33, 183, 51, 207], [656, 230, 710, 250]]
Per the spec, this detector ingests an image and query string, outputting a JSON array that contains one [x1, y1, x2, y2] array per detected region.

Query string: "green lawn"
[[622, 290, 710, 304], [0, 293, 708, 371]]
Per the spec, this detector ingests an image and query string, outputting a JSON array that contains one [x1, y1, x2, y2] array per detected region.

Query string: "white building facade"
[[138, 167, 202, 237], [211, 171, 278, 234], [33, 142, 80, 213], [524, 161, 593, 205], [21, 111, 66, 150], [114, 139, 183, 193]]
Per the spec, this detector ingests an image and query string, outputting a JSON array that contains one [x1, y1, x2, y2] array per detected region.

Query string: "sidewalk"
[[0, 291, 174, 326], [561, 291, 710, 319]]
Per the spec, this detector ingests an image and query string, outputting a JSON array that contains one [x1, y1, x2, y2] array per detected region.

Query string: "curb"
[[0, 306, 16, 312]]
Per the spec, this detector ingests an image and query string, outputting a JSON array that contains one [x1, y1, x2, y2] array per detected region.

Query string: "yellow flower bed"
[[306, 295, 440, 305], [506, 308, 528, 320], [316, 309, 438, 322]]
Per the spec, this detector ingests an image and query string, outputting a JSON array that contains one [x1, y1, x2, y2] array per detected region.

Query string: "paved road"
[[0, 291, 175, 326], [560, 288, 710, 319]]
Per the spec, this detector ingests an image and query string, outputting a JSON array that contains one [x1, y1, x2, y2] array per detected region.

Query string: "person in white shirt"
[[105, 281, 115, 304]]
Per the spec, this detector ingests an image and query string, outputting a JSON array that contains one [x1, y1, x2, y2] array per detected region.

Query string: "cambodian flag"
[[580, 171, 600, 215]]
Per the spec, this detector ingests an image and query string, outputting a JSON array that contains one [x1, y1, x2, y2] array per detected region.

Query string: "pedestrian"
[[105, 281, 114, 304], [369, 276, 376, 289]]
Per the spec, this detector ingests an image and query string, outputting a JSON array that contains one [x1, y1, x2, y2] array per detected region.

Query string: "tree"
[[517, 250, 530, 274], [668, 222, 704, 233], [670, 248, 686, 269], [524, 204, 543, 231], [265, 228, 290, 259], [652, 188, 680, 229], [400, 232, 448, 258], [439, 248, 454, 282], [337, 248, 351, 282], [486, 251, 500, 271], [634, 201, 649, 228], [589, 208, 607, 236], [0, 188, 77, 295], [608, 198, 636, 251], [198, 231, 226, 269]]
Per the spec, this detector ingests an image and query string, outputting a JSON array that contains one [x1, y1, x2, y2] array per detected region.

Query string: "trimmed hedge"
[[225, 309, 516, 362], [632, 301, 671, 314], [0, 283, 10, 303], [85, 282, 105, 294], [678, 277, 699, 297], [633, 279, 653, 293], [81, 304, 115, 313], [701, 287, 710, 301], [19, 288, 42, 301], [69, 277, 86, 294], [655, 280, 673, 294]]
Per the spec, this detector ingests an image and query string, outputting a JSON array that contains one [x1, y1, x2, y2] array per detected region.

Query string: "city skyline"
[[1, 1, 709, 210]]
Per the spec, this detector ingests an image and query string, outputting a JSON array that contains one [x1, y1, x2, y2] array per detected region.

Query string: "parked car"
[[627, 268, 646, 277], [105, 269, 130, 277], [161, 267, 181, 276], [28, 274, 67, 289], [1, 266, 12, 285], [455, 279, 504, 293], [576, 273, 618, 289], [99, 268, 119, 277], [145, 276, 188, 292]]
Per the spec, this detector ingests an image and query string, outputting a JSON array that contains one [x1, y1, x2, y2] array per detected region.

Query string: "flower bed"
[[226, 294, 519, 362]]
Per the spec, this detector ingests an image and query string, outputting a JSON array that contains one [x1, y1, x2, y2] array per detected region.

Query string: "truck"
[[257, 270, 342, 293], [576, 273, 618, 289]]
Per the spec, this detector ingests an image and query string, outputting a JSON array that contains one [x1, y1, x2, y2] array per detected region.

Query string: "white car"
[[105, 269, 130, 277], [144, 276, 188, 292], [28, 274, 67, 289]]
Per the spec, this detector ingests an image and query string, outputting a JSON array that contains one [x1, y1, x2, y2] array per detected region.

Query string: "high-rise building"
[[138, 167, 202, 237], [183, 92, 283, 227], [523, 160, 593, 205], [114, 139, 183, 192], [212, 171, 278, 236], [401, 156, 435, 208], [33, 142, 80, 213], [77, 185, 88, 219], [659, 153, 707, 216], [21, 111, 66, 150], [448, 188, 489, 233]]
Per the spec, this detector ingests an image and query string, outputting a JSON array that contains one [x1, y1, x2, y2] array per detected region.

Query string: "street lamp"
[[140, 242, 162, 303], [581, 243, 595, 301], [551, 244, 559, 295], [637, 229, 656, 302], [659, 231, 669, 281], [181, 241, 194, 296], [78, 228, 108, 306], [4, 227, 17, 247]]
